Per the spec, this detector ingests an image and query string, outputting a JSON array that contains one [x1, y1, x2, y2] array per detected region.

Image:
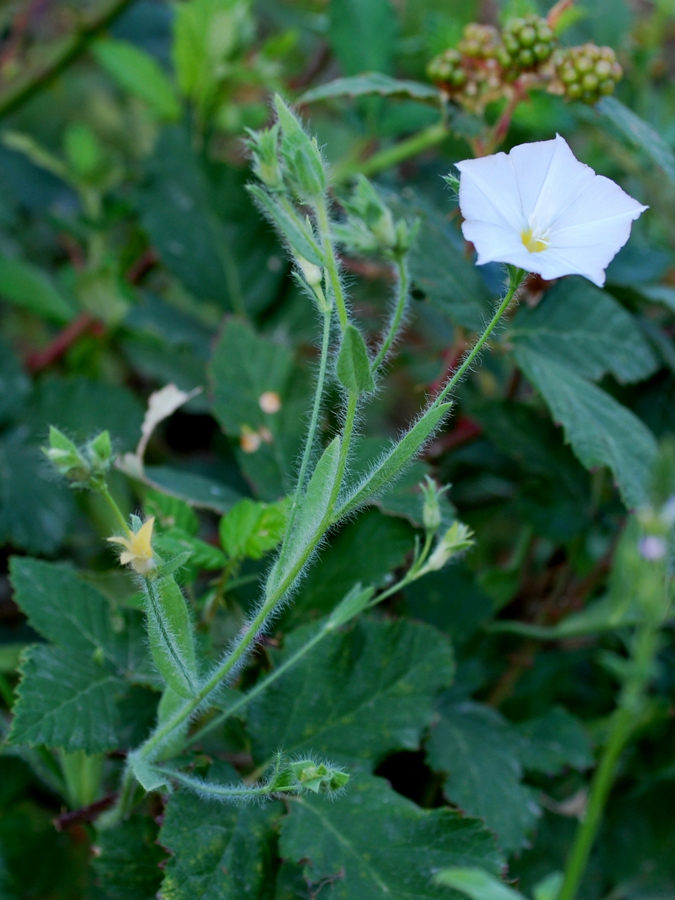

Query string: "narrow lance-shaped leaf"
[[334, 403, 452, 521], [92, 39, 181, 121], [246, 184, 324, 266], [336, 325, 375, 395], [435, 868, 527, 900], [269, 437, 341, 596], [142, 574, 199, 699]]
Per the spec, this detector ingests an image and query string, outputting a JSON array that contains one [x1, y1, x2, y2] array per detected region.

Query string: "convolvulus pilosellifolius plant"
[[27, 96, 657, 896]]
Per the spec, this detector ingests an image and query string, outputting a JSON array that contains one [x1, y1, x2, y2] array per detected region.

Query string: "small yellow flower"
[[107, 517, 156, 576]]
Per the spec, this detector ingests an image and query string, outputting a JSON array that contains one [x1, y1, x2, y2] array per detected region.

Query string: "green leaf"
[[514, 347, 657, 509], [158, 761, 281, 900], [509, 277, 658, 384], [7, 558, 155, 751], [142, 575, 198, 698], [92, 39, 181, 121], [9, 645, 123, 752], [514, 707, 593, 776], [142, 466, 242, 515], [0, 339, 29, 427], [300, 73, 440, 104], [328, 0, 398, 76], [247, 185, 324, 266], [210, 319, 311, 498], [284, 508, 413, 625], [270, 438, 341, 595], [280, 774, 504, 899], [335, 403, 452, 520], [0, 255, 75, 323], [137, 127, 284, 315], [248, 618, 454, 770], [426, 699, 540, 853], [0, 439, 75, 554], [597, 96, 675, 188], [220, 497, 288, 561], [93, 815, 165, 900], [336, 325, 375, 395], [435, 868, 527, 900]]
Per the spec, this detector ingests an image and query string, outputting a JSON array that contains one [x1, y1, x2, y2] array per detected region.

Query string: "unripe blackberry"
[[458, 23, 500, 60], [555, 43, 623, 104], [427, 48, 467, 89], [500, 14, 555, 71]]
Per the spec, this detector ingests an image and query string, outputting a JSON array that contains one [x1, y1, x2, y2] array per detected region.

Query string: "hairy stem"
[[314, 197, 349, 331], [98, 485, 131, 537], [278, 308, 332, 563], [372, 257, 409, 372]]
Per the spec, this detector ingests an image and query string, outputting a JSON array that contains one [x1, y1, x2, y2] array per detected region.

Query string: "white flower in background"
[[455, 135, 647, 287]]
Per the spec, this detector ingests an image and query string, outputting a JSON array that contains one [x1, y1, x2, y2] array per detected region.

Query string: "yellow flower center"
[[521, 228, 549, 253]]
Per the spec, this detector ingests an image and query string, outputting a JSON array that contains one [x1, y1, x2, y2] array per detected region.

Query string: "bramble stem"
[[315, 197, 349, 330], [372, 258, 409, 372]]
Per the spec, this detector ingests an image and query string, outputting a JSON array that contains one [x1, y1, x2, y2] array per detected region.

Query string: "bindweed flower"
[[108, 517, 156, 576], [455, 135, 647, 287]]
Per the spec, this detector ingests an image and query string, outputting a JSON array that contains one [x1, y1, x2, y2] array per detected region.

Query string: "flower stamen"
[[521, 227, 549, 253]]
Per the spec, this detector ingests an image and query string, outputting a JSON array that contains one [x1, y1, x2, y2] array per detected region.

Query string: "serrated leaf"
[[248, 618, 454, 769], [514, 707, 593, 776], [336, 325, 375, 395], [93, 39, 180, 121], [597, 96, 675, 188], [509, 278, 658, 384], [0, 255, 75, 323], [300, 73, 440, 104], [280, 774, 504, 899], [514, 347, 657, 509], [93, 815, 165, 900], [210, 319, 311, 498], [335, 403, 452, 520], [219, 497, 287, 561], [9, 645, 123, 752], [435, 868, 526, 900], [159, 761, 281, 900], [426, 699, 540, 853]]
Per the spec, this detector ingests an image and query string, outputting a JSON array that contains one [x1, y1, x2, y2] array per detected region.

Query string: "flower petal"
[[107, 534, 132, 550], [461, 220, 527, 266], [507, 136, 561, 220], [551, 173, 647, 233], [456, 152, 523, 230]]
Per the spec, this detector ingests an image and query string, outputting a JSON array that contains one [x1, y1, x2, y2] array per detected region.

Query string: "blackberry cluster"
[[497, 15, 555, 71], [458, 23, 501, 60], [426, 48, 467, 89], [554, 44, 623, 103]]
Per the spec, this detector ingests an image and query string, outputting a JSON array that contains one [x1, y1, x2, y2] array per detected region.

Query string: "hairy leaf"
[[509, 278, 658, 384], [93, 815, 165, 900], [515, 347, 657, 509], [248, 618, 454, 770], [280, 774, 504, 899]]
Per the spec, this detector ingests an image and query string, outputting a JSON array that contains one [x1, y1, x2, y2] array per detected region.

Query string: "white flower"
[[455, 135, 647, 287]]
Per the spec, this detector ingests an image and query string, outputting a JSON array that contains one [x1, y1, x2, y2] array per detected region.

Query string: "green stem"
[[98, 485, 131, 536], [333, 123, 448, 183], [434, 273, 523, 408], [558, 621, 660, 900], [0, 0, 137, 120], [278, 309, 332, 563], [372, 257, 409, 373], [314, 197, 349, 331]]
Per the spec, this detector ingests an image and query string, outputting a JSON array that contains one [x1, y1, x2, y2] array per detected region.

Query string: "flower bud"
[[296, 255, 323, 288], [419, 521, 474, 575]]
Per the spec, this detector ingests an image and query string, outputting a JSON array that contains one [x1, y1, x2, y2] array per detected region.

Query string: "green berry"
[[500, 14, 555, 70], [518, 48, 535, 67], [519, 25, 537, 47], [555, 42, 623, 104]]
